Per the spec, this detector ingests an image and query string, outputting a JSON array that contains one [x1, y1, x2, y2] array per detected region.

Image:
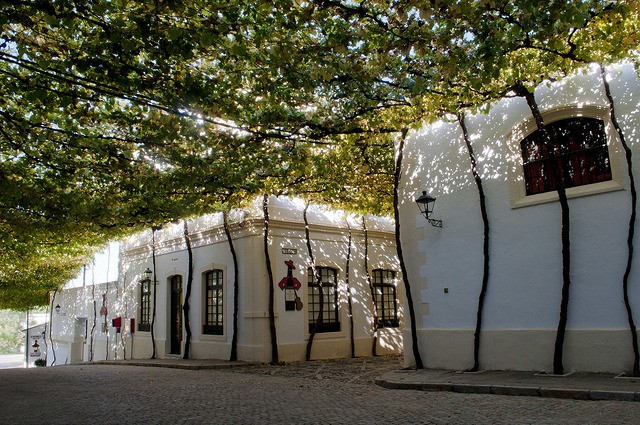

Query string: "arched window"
[[203, 270, 224, 335], [307, 267, 340, 333], [521, 117, 611, 195]]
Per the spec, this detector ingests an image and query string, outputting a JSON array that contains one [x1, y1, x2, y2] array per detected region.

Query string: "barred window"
[[372, 269, 399, 328], [139, 279, 151, 332], [203, 270, 224, 335], [308, 267, 340, 333], [521, 117, 611, 196]]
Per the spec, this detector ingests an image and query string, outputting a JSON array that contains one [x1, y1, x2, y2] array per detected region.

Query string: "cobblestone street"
[[1, 356, 639, 424]]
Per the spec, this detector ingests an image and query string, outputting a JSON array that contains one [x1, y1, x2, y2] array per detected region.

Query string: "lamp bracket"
[[428, 218, 443, 228]]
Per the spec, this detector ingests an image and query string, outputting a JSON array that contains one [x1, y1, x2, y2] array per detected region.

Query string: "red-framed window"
[[521, 117, 611, 195]]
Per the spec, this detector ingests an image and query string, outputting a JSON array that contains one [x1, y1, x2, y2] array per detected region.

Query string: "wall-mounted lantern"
[[140, 267, 153, 284], [415, 191, 443, 228], [54, 303, 66, 316]]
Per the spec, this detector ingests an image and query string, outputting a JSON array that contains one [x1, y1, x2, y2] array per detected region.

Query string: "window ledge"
[[200, 334, 226, 342], [305, 329, 346, 340], [511, 180, 625, 209]]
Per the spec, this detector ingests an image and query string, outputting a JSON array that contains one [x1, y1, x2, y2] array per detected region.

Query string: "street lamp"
[[415, 191, 443, 228]]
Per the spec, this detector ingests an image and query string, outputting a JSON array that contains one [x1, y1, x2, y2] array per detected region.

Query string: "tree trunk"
[[305, 202, 323, 361], [518, 83, 571, 375], [224, 211, 240, 362], [363, 216, 378, 356], [182, 220, 194, 359], [599, 63, 640, 376], [263, 194, 279, 364], [394, 128, 424, 369], [459, 113, 491, 372]]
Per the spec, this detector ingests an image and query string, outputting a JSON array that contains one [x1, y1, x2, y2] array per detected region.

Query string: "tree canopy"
[[1, 0, 638, 309]]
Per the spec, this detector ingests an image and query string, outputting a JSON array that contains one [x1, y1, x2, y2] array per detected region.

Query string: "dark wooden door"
[[170, 275, 182, 355]]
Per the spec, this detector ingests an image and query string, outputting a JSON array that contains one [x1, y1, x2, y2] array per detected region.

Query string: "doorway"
[[169, 275, 183, 355]]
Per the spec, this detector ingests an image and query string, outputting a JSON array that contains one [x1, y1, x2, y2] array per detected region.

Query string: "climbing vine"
[[224, 211, 241, 362], [304, 202, 322, 361], [394, 129, 424, 369], [517, 84, 573, 375], [458, 112, 491, 372], [599, 63, 640, 376], [182, 220, 194, 359], [345, 221, 355, 358], [263, 194, 279, 364], [362, 217, 378, 357]]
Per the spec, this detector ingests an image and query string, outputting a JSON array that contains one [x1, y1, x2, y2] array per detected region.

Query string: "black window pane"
[[308, 267, 340, 333], [372, 269, 399, 328], [203, 270, 224, 335], [139, 279, 151, 331]]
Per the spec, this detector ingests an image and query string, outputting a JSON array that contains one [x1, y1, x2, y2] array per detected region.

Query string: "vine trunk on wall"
[[304, 202, 323, 361], [518, 83, 572, 375], [224, 211, 240, 362], [263, 194, 279, 364], [363, 217, 378, 356], [345, 222, 355, 358], [151, 226, 159, 359], [395, 128, 424, 369], [89, 265, 96, 361], [49, 288, 57, 366], [599, 63, 640, 376], [458, 113, 491, 372], [182, 220, 194, 359], [105, 283, 110, 360]]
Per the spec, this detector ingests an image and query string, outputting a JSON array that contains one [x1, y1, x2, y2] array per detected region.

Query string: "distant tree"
[[0, 310, 25, 354]]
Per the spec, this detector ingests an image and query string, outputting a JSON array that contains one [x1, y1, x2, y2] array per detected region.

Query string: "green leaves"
[[0, 0, 637, 308]]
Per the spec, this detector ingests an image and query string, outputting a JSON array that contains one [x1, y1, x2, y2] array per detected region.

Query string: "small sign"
[[285, 288, 296, 302], [281, 248, 297, 255]]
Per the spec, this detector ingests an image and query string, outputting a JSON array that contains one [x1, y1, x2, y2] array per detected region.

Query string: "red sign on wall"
[[278, 260, 301, 290]]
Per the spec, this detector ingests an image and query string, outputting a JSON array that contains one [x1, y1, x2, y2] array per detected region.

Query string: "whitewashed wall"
[[48, 281, 129, 365], [399, 62, 640, 373], [55, 196, 400, 364]]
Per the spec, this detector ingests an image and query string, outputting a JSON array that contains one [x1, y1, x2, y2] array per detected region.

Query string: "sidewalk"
[[375, 368, 640, 402], [93, 357, 250, 370], [90, 355, 640, 402]]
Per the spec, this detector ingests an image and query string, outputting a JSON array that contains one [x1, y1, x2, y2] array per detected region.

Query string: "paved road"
[[1, 356, 639, 424]]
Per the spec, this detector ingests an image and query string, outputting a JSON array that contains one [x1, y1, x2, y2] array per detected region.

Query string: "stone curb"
[[90, 360, 251, 370], [374, 378, 640, 402]]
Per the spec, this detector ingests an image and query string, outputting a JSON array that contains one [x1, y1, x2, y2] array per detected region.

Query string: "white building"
[[50, 196, 402, 363], [399, 62, 640, 373]]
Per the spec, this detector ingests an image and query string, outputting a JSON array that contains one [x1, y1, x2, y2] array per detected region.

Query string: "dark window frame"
[[307, 267, 340, 333], [138, 279, 151, 332], [203, 269, 224, 335], [521, 117, 612, 196], [372, 269, 399, 328]]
